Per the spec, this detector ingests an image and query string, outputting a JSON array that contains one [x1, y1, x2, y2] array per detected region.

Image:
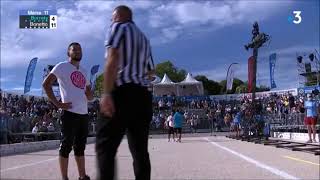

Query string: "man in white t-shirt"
[[42, 42, 93, 180], [166, 112, 175, 142]]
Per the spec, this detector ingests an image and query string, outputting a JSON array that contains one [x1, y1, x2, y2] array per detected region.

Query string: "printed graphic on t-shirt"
[[70, 71, 86, 89]]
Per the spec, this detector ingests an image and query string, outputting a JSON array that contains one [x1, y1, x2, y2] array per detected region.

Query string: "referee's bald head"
[[112, 5, 132, 22]]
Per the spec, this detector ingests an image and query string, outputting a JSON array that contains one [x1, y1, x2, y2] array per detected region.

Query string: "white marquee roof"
[[180, 73, 201, 84], [159, 73, 175, 85]]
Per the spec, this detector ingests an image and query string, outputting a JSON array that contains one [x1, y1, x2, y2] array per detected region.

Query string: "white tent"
[[153, 74, 177, 96], [177, 73, 204, 96]]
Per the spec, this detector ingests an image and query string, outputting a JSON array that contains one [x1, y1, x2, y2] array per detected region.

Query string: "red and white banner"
[[248, 56, 255, 93]]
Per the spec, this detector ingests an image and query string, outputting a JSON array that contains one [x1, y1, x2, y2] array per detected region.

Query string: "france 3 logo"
[[288, 11, 302, 24]]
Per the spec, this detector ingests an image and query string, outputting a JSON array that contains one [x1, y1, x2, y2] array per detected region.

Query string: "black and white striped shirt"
[[105, 21, 155, 87]]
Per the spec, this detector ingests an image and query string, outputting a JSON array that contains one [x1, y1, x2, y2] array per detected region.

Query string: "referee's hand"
[[100, 95, 115, 117]]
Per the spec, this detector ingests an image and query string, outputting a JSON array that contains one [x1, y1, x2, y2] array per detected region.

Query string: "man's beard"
[[72, 55, 82, 62], [73, 58, 81, 62]]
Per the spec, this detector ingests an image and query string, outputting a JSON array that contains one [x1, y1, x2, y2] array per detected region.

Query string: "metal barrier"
[[263, 113, 305, 125], [265, 113, 319, 134]]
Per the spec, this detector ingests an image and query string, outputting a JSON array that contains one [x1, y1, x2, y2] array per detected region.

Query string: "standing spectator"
[[233, 110, 242, 137], [97, 5, 155, 180], [188, 114, 195, 133], [304, 94, 319, 143], [166, 111, 175, 142], [173, 109, 183, 142], [184, 111, 189, 123], [158, 99, 164, 111], [207, 110, 215, 135], [0, 109, 9, 144]]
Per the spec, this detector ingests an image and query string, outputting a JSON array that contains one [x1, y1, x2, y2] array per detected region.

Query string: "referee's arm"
[[145, 47, 156, 80], [103, 23, 124, 94], [103, 47, 119, 94]]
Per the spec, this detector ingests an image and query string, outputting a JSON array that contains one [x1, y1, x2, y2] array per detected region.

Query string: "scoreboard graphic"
[[19, 10, 57, 29]]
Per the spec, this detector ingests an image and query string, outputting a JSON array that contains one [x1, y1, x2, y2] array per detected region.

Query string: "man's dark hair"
[[67, 42, 81, 56], [68, 42, 81, 49], [114, 5, 132, 20]]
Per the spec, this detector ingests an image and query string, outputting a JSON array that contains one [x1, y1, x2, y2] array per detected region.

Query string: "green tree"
[[235, 84, 248, 93], [155, 61, 186, 82], [257, 85, 270, 92], [195, 75, 222, 95], [220, 80, 227, 94], [220, 78, 244, 94], [94, 74, 103, 97], [232, 78, 244, 93]]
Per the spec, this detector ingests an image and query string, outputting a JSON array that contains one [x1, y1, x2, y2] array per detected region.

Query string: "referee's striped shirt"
[[105, 21, 155, 87]]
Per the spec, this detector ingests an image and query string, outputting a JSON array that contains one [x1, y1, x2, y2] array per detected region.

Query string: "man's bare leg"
[[307, 125, 312, 142], [59, 156, 69, 180], [75, 156, 86, 178], [311, 125, 317, 142]]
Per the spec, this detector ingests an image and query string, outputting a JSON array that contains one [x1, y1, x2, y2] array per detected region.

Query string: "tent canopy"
[[155, 73, 175, 85], [153, 74, 177, 96], [152, 73, 204, 96], [160, 73, 175, 84], [180, 73, 201, 84]]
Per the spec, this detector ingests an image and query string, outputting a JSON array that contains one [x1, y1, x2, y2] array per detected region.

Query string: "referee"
[[96, 5, 155, 180]]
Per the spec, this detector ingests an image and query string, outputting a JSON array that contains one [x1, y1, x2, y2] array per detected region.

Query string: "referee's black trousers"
[[96, 83, 152, 180]]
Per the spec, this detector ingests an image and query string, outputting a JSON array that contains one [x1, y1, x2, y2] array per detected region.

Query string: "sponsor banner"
[[24, 57, 38, 94]]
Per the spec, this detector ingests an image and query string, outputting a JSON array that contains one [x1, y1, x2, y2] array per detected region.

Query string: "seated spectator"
[[39, 122, 48, 132], [32, 123, 40, 133], [47, 122, 55, 132]]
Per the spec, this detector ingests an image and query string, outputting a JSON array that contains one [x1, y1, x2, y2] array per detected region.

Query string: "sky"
[[1, 0, 319, 95]]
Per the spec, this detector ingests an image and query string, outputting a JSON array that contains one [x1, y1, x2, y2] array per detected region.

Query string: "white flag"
[[227, 64, 238, 90]]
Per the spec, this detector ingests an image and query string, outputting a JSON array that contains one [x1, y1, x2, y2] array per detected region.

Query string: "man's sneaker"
[[313, 139, 317, 143], [79, 175, 90, 180]]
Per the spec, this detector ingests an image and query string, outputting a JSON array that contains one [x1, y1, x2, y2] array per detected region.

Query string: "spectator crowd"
[[0, 92, 99, 144], [1, 90, 317, 144]]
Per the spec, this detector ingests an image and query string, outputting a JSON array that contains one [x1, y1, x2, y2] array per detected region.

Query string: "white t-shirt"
[[32, 126, 38, 133], [50, 61, 90, 114], [166, 115, 174, 127]]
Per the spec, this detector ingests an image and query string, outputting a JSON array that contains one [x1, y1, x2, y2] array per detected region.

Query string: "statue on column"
[[245, 21, 270, 50]]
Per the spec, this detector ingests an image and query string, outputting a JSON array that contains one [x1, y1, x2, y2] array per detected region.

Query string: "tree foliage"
[[94, 74, 103, 97], [194, 75, 221, 95], [219, 78, 244, 94], [155, 61, 186, 82]]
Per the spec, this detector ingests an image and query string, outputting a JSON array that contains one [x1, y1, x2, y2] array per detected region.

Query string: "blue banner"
[[24, 57, 38, 94], [90, 65, 99, 76], [90, 65, 99, 90], [269, 53, 277, 89], [91, 75, 97, 91]]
